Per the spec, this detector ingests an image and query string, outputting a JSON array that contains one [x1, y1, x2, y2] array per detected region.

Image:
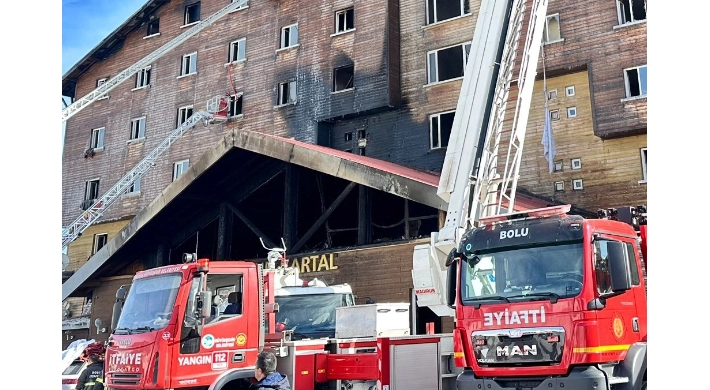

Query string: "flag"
[[541, 103, 556, 173]]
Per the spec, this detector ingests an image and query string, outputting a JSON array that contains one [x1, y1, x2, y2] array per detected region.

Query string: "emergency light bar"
[[479, 204, 571, 226]]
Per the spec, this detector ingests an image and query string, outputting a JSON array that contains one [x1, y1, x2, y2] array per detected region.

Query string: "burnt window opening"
[[344, 132, 352, 142], [130, 117, 146, 140], [427, 43, 470, 84], [135, 66, 151, 88], [146, 19, 159, 36], [90, 127, 105, 149], [229, 38, 246, 62], [278, 81, 297, 105], [184, 2, 201, 25], [335, 8, 354, 33], [357, 130, 366, 139], [125, 177, 141, 194], [427, 0, 470, 25], [543, 14, 561, 43], [229, 94, 243, 117], [180, 52, 197, 76], [334, 65, 354, 92], [624, 65, 647, 98], [84, 179, 100, 202], [177, 106, 194, 126], [617, 0, 646, 24], [93, 233, 108, 254], [430, 111, 454, 149], [281, 24, 299, 49]]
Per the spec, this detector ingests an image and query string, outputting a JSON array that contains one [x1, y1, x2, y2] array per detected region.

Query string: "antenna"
[[195, 231, 199, 256]]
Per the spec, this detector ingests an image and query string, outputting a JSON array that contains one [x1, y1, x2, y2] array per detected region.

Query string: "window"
[[180, 52, 197, 76], [333, 65, 354, 92], [547, 89, 557, 100], [427, 43, 471, 84], [135, 66, 151, 88], [624, 242, 641, 285], [92, 233, 108, 254], [567, 106, 577, 118], [549, 109, 559, 120], [184, 2, 201, 25], [173, 159, 190, 181], [616, 0, 646, 25], [427, 0, 470, 25], [280, 24, 299, 49], [553, 160, 563, 172], [83, 179, 100, 209], [430, 111, 455, 149], [335, 8, 354, 33], [571, 158, 582, 170], [554, 181, 564, 191], [344, 132, 352, 142], [90, 127, 105, 149], [624, 65, 647, 98], [640, 147, 647, 182], [96, 78, 109, 99], [228, 94, 243, 117], [146, 19, 159, 36], [543, 14, 561, 43], [594, 239, 639, 293], [565, 85, 575, 96], [357, 129, 366, 139], [277, 81, 297, 106], [125, 177, 141, 194], [205, 273, 244, 324], [177, 106, 194, 127], [130, 117, 146, 140], [572, 179, 584, 190], [229, 38, 246, 63]]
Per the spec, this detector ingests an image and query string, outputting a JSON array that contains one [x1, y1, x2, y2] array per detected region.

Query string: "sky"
[[63, 0, 149, 75]]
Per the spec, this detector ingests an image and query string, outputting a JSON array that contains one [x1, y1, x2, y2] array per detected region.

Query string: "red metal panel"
[[295, 354, 315, 390], [377, 337, 391, 388], [315, 353, 328, 383], [326, 353, 379, 381]]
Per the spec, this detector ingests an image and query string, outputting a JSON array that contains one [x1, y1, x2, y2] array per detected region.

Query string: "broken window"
[[344, 132, 352, 142], [130, 117, 146, 140], [229, 94, 243, 117], [90, 127, 105, 149], [135, 66, 151, 88], [146, 19, 159, 36], [125, 178, 141, 194], [177, 106, 194, 127], [333, 65, 354, 92], [617, 0, 646, 25], [229, 38, 246, 63], [624, 65, 647, 98], [184, 2, 201, 25], [180, 52, 197, 76], [93, 233, 108, 254], [278, 81, 297, 105], [640, 147, 647, 181], [427, 0, 470, 25], [543, 14, 561, 43], [281, 24, 299, 49], [427, 43, 471, 84], [173, 159, 190, 181], [85, 179, 100, 201], [430, 111, 455, 149], [335, 8, 354, 33]]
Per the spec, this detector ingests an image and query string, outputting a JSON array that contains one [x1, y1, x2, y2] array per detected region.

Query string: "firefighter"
[[251, 351, 291, 390], [76, 343, 105, 390]]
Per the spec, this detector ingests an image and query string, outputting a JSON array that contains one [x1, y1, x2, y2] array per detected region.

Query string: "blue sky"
[[63, 0, 149, 75]]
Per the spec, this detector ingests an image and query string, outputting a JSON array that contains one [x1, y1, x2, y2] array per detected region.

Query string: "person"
[[76, 353, 105, 390], [251, 351, 291, 390]]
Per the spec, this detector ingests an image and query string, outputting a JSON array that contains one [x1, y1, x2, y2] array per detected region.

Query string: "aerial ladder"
[[61, 0, 249, 250], [412, 0, 550, 315]]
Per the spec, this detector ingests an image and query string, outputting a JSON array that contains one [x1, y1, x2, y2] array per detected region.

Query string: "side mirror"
[[111, 285, 128, 332], [607, 241, 631, 293], [445, 250, 460, 308], [197, 290, 212, 319]]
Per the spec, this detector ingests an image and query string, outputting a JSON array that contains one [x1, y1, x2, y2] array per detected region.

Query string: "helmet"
[[81, 342, 106, 361]]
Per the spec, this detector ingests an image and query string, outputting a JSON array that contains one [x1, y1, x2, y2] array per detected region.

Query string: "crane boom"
[[61, 0, 248, 123], [412, 0, 549, 316]]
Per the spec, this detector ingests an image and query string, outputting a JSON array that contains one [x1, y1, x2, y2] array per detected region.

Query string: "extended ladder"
[[62, 0, 248, 122]]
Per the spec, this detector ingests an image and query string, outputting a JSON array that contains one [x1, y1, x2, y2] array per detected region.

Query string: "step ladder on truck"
[[409, 0, 648, 388], [104, 245, 462, 390]]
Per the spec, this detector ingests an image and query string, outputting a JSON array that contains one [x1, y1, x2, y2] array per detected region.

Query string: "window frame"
[[125, 177, 142, 195], [639, 147, 647, 183], [426, 42, 471, 84], [426, 0, 471, 25], [567, 106, 577, 118], [571, 158, 582, 170], [572, 179, 584, 190], [96, 78, 109, 100], [180, 52, 198, 77], [135, 66, 151, 89], [554, 181, 564, 191], [277, 81, 297, 106], [85, 178, 100, 201], [183, 2, 201, 26], [553, 160, 563, 172], [130, 116, 146, 140], [173, 159, 190, 182], [228, 93, 243, 117], [623, 65, 647, 99], [335, 8, 355, 34], [549, 109, 560, 121], [547, 89, 558, 100], [146, 19, 160, 37], [177, 106, 194, 127], [280, 24, 299, 49], [616, 0, 646, 25], [565, 85, 575, 97], [228, 38, 246, 63], [90, 127, 105, 149], [92, 233, 108, 255], [542, 13, 562, 44], [333, 64, 355, 92], [429, 110, 456, 149]]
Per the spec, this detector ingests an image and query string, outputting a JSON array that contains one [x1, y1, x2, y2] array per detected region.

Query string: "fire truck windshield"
[[115, 273, 182, 333], [460, 243, 583, 305], [275, 293, 353, 339]]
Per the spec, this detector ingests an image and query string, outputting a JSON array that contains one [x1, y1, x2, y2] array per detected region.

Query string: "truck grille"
[[472, 327, 565, 367], [109, 373, 142, 386]]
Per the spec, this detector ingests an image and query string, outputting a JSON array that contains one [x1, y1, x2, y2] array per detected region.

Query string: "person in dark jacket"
[[76, 354, 105, 390], [251, 351, 291, 390]]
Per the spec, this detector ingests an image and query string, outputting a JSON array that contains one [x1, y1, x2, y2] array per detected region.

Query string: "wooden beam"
[[226, 202, 276, 249], [290, 182, 357, 253]]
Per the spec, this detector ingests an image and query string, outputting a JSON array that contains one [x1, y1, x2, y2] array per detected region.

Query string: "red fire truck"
[[445, 204, 647, 390]]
